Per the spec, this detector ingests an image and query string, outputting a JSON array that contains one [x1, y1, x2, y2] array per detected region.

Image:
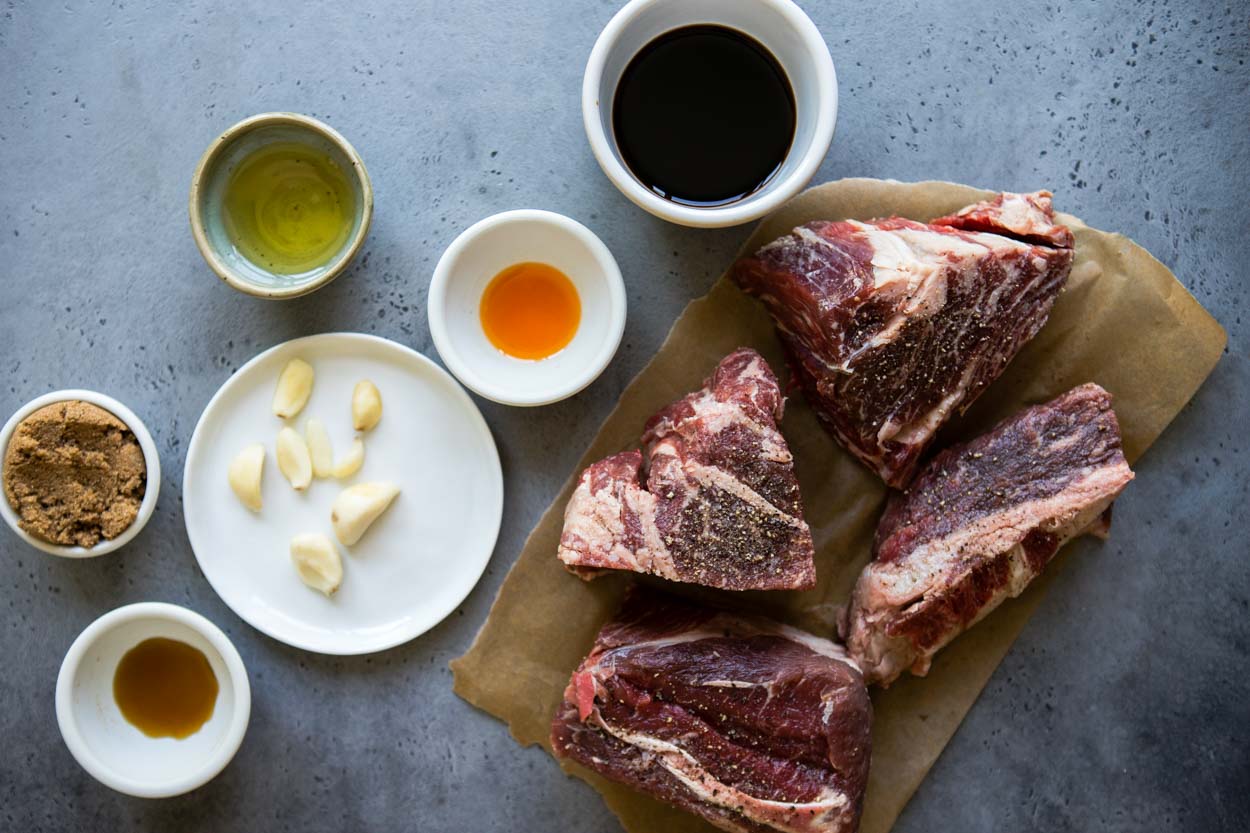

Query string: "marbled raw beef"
[[558, 348, 815, 591], [843, 383, 1134, 686], [552, 587, 872, 833], [732, 191, 1074, 488]]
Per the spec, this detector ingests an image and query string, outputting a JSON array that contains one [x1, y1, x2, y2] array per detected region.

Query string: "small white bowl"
[[56, 602, 251, 798], [428, 210, 627, 406], [583, 0, 838, 228], [0, 389, 161, 557]]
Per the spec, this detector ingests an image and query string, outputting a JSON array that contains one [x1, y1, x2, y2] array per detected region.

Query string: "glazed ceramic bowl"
[[583, 0, 837, 228], [189, 112, 373, 299], [56, 602, 251, 798], [428, 210, 627, 406], [0, 389, 161, 558]]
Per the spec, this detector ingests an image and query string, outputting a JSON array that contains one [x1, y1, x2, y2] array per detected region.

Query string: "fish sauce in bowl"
[[112, 637, 219, 739]]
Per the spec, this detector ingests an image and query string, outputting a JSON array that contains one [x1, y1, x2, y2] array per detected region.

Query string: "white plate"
[[183, 333, 503, 654]]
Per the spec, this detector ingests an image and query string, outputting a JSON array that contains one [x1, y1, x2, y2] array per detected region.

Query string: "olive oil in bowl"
[[191, 113, 373, 298], [222, 142, 357, 275]]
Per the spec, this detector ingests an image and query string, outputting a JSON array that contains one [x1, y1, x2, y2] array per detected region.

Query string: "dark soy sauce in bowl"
[[612, 25, 796, 208]]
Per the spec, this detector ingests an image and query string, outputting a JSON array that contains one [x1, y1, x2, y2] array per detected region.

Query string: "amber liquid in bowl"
[[113, 637, 219, 739]]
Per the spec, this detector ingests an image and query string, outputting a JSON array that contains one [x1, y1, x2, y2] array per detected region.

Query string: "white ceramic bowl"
[[0, 389, 161, 557], [428, 210, 627, 406], [583, 0, 837, 228], [56, 602, 251, 798]]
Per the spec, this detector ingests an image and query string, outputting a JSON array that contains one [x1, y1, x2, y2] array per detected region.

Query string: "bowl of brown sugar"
[[1, 390, 161, 557]]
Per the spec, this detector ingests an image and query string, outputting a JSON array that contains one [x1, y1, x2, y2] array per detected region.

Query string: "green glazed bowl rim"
[[188, 112, 374, 300]]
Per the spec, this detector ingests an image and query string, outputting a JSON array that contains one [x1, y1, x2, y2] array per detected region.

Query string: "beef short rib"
[[731, 191, 1074, 488], [552, 587, 872, 833], [558, 348, 816, 591], [843, 383, 1134, 686]]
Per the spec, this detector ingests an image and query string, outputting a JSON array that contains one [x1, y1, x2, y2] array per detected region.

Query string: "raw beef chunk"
[[843, 383, 1134, 686], [731, 191, 1074, 488], [558, 348, 816, 591], [552, 587, 871, 833]]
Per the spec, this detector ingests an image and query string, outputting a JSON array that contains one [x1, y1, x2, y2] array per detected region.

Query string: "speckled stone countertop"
[[1, 1, 1246, 831]]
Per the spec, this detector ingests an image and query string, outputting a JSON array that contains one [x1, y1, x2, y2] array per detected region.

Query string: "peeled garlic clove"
[[305, 418, 334, 478], [276, 426, 313, 490], [227, 443, 265, 512], [331, 481, 400, 546], [290, 533, 342, 596], [352, 380, 382, 432], [331, 437, 365, 479], [273, 358, 314, 419]]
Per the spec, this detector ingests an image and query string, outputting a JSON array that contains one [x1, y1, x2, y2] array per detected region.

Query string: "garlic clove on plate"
[[290, 533, 342, 596], [305, 418, 334, 478], [331, 481, 400, 546], [331, 437, 365, 479], [352, 380, 382, 432], [227, 443, 265, 512], [273, 358, 314, 419], [276, 426, 313, 490]]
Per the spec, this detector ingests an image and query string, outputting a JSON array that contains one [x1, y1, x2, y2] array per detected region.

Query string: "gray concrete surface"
[[1, 1, 1247, 830]]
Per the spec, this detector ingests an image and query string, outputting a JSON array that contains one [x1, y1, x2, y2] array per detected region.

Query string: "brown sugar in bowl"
[[0, 390, 161, 558]]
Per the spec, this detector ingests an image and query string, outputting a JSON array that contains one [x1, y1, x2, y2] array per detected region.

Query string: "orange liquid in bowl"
[[480, 262, 581, 360]]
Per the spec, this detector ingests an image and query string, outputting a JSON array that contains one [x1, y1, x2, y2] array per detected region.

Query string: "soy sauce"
[[612, 25, 795, 207]]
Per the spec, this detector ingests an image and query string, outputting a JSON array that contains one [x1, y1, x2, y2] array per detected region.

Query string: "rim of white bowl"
[[0, 389, 161, 558], [427, 209, 627, 406], [55, 602, 251, 798], [581, 0, 838, 228]]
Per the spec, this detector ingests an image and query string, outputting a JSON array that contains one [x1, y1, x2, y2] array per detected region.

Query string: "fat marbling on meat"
[[552, 586, 872, 833], [731, 191, 1075, 488], [558, 348, 816, 591], [843, 383, 1135, 686]]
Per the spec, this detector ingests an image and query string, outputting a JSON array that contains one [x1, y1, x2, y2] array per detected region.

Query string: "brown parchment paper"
[[450, 179, 1227, 833]]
